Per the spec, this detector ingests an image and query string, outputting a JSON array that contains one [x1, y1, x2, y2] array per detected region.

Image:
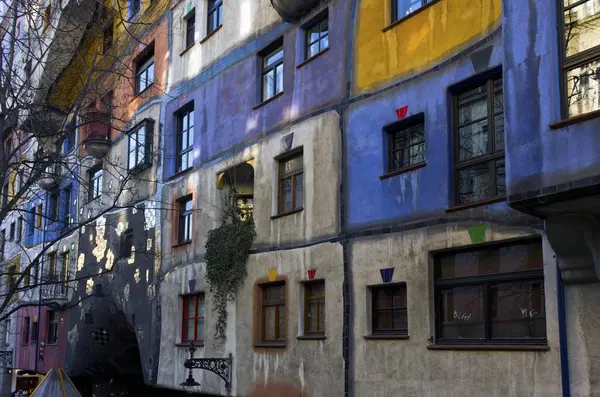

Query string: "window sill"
[[445, 196, 505, 213], [253, 91, 284, 110], [254, 342, 286, 348], [176, 342, 204, 348], [427, 344, 549, 351], [296, 48, 330, 69], [297, 334, 326, 340], [200, 25, 222, 44], [172, 240, 192, 248], [271, 207, 304, 220], [167, 167, 194, 181], [382, 0, 441, 32], [549, 108, 600, 129], [379, 162, 426, 180], [364, 334, 409, 340], [179, 43, 195, 56], [132, 83, 155, 100]]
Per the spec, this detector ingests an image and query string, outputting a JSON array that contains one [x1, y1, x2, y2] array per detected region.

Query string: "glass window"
[[182, 294, 205, 343], [392, 0, 433, 22], [261, 43, 284, 102], [371, 284, 408, 335], [261, 283, 285, 343], [305, 15, 329, 59], [131, 0, 140, 16], [89, 167, 103, 200], [47, 311, 58, 344], [304, 281, 325, 335], [62, 186, 71, 228], [185, 10, 195, 48], [35, 204, 43, 228], [102, 25, 113, 54], [178, 196, 193, 243], [121, 229, 134, 258], [9, 222, 14, 241], [128, 121, 150, 171], [135, 45, 154, 94], [47, 253, 57, 282], [48, 189, 58, 222], [22, 317, 30, 344], [434, 240, 546, 345], [176, 105, 194, 173], [277, 152, 303, 214], [387, 116, 425, 172], [207, 0, 223, 35], [60, 252, 69, 295], [454, 76, 505, 205], [16, 216, 22, 242], [563, 0, 600, 116]]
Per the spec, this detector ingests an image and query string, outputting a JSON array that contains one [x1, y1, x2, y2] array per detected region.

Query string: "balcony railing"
[[40, 275, 68, 301]]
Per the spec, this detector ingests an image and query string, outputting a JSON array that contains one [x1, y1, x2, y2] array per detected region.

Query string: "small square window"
[[385, 113, 425, 173], [207, 0, 223, 36], [260, 39, 284, 102], [304, 281, 325, 335], [260, 282, 286, 343], [181, 294, 205, 343], [135, 44, 155, 95], [371, 283, 408, 336], [304, 13, 328, 60], [184, 10, 195, 48], [277, 151, 303, 215], [88, 166, 103, 201], [178, 196, 193, 244]]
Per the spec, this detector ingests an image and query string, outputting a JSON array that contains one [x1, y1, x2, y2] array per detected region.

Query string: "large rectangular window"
[[178, 196, 193, 244], [176, 104, 194, 173], [563, 0, 600, 116], [184, 10, 195, 48], [371, 284, 408, 336], [392, 0, 433, 22], [47, 311, 58, 344], [454, 75, 505, 205], [261, 283, 286, 343], [304, 13, 329, 59], [135, 44, 154, 94], [304, 281, 325, 335], [434, 239, 546, 345], [261, 40, 284, 102], [127, 120, 152, 172], [277, 151, 303, 214], [207, 0, 223, 36], [181, 294, 205, 344], [89, 166, 103, 201]]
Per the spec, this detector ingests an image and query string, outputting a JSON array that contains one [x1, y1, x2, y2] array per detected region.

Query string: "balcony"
[[270, 0, 321, 22], [82, 111, 111, 159], [37, 163, 60, 190], [20, 106, 68, 154], [40, 275, 68, 302]]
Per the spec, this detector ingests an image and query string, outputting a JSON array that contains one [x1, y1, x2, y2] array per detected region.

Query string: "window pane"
[[491, 281, 546, 339], [564, 1, 600, 58], [566, 60, 600, 116], [185, 319, 194, 340], [308, 26, 320, 44], [410, 143, 424, 164], [319, 301, 325, 331], [458, 120, 489, 161], [458, 163, 490, 204], [307, 282, 324, 298], [198, 295, 205, 317], [275, 63, 283, 94], [264, 306, 275, 340], [265, 49, 283, 67], [308, 302, 319, 332], [196, 317, 205, 341], [264, 285, 284, 301], [277, 305, 285, 339], [137, 128, 145, 165], [496, 159, 506, 197], [185, 298, 196, 318], [494, 114, 504, 150], [263, 70, 274, 100], [147, 63, 154, 85], [395, 0, 424, 19], [188, 111, 194, 128], [181, 130, 188, 149], [440, 286, 485, 339], [374, 289, 393, 309], [374, 309, 392, 330], [393, 308, 407, 330], [393, 291, 406, 308], [294, 174, 303, 209], [281, 177, 293, 212], [309, 42, 320, 58], [280, 156, 303, 176]]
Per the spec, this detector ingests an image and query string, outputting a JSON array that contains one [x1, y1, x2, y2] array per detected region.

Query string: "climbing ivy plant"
[[205, 188, 256, 346]]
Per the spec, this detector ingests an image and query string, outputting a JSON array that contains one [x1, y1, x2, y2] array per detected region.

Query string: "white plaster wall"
[[169, 0, 281, 87], [351, 224, 563, 397]]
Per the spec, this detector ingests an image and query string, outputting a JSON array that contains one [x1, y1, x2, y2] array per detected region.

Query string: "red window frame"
[[181, 294, 204, 344]]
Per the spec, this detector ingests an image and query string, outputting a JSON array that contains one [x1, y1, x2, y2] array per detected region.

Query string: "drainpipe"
[[556, 256, 571, 397], [33, 219, 46, 374]]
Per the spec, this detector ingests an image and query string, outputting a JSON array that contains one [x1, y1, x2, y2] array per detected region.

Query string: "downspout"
[[556, 256, 571, 397], [34, 218, 46, 374]]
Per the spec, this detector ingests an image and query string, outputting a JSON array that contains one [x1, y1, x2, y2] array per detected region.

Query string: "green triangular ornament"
[[468, 224, 488, 244]]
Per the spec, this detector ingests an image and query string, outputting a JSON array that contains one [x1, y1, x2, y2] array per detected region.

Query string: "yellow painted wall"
[[354, 0, 501, 92]]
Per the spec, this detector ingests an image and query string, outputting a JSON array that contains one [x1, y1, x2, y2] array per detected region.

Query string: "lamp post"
[[180, 343, 232, 393]]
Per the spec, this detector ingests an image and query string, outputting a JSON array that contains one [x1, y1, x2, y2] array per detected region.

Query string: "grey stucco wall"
[[350, 224, 562, 397]]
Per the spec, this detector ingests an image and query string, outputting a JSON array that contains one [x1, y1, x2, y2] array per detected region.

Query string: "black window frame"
[[127, 119, 154, 173], [22, 317, 30, 344], [391, 0, 434, 23], [48, 188, 59, 223], [176, 103, 194, 173], [384, 112, 425, 173], [178, 195, 193, 244], [9, 221, 15, 241], [47, 310, 58, 345], [260, 282, 286, 344], [184, 9, 196, 49], [433, 238, 547, 346], [276, 149, 304, 215], [134, 43, 155, 95], [452, 72, 505, 206], [121, 228, 134, 258], [16, 216, 22, 242], [370, 282, 408, 336], [260, 38, 284, 102], [559, 0, 600, 118], [303, 280, 325, 336], [304, 11, 329, 60], [31, 320, 38, 343], [88, 165, 103, 201], [207, 0, 223, 36]]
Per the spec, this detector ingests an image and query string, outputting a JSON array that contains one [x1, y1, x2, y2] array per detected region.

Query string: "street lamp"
[[180, 343, 232, 392]]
